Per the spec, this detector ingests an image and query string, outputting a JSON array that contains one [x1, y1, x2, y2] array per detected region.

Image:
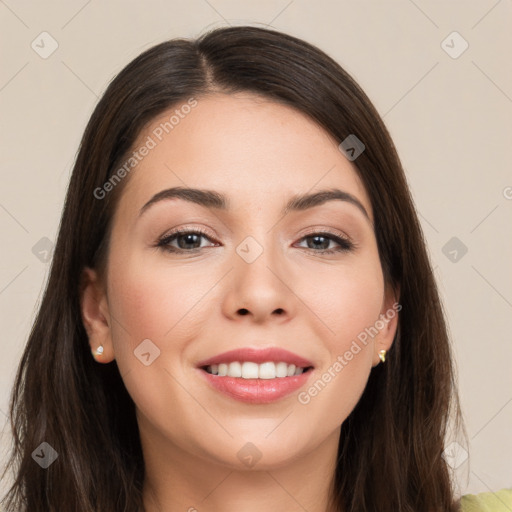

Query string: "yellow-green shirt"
[[0, 489, 510, 511], [460, 488, 512, 511]]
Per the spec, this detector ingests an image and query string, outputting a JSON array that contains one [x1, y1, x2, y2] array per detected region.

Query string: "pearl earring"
[[93, 345, 104, 357]]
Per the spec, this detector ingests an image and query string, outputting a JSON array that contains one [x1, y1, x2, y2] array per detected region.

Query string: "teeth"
[[228, 361, 242, 377], [205, 361, 308, 379], [275, 362, 288, 378], [242, 362, 259, 379], [258, 362, 275, 379]]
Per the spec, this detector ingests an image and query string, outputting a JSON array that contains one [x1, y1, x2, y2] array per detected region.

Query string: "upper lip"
[[196, 347, 314, 368]]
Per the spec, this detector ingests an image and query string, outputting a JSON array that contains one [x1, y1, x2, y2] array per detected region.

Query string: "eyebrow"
[[139, 186, 371, 222]]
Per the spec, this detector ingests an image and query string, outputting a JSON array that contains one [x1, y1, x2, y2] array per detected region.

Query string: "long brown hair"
[[1, 25, 466, 511]]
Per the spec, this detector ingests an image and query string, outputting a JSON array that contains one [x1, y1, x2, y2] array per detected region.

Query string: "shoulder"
[[460, 488, 512, 511]]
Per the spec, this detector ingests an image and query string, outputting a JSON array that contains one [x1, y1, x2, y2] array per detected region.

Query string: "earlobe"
[[80, 267, 115, 363], [372, 285, 400, 367]]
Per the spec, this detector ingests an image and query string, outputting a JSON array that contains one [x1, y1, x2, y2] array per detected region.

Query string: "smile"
[[196, 347, 315, 403]]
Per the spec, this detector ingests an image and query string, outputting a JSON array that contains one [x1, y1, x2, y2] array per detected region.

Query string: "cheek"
[[105, 254, 218, 433], [300, 254, 384, 344], [294, 255, 383, 418], [106, 251, 220, 355]]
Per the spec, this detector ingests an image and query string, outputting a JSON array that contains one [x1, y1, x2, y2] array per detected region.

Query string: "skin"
[[81, 92, 399, 512]]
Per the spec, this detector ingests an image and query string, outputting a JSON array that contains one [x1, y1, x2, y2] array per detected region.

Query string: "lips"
[[196, 347, 315, 404]]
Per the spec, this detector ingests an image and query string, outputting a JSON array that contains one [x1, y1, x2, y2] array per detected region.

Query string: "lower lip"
[[198, 369, 313, 404]]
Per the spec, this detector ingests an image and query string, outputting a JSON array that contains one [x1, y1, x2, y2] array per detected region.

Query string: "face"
[[82, 92, 398, 471]]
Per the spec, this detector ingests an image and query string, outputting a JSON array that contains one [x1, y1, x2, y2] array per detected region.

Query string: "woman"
[[1, 25, 510, 512]]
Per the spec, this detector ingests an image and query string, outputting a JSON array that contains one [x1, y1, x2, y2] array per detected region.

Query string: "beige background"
[[1, 0, 511, 500]]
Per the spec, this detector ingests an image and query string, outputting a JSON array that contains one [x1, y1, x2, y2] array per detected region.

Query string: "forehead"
[[117, 92, 372, 220]]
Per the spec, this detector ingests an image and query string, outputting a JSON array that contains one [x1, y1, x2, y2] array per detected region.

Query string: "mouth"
[[196, 347, 315, 404]]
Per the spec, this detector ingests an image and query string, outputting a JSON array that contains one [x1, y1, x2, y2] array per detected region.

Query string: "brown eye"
[[157, 229, 217, 253], [295, 232, 353, 254]]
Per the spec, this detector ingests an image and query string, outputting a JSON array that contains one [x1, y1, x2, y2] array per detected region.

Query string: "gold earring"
[[378, 349, 387, 363], [92, 345, 104, 357]]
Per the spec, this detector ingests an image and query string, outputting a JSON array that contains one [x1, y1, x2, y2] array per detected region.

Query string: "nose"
[[221, 239, 298, 324]]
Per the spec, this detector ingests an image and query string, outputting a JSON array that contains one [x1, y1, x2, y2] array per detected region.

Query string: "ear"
[[371, 283, 400, 367], [80, 267, 115, 363]]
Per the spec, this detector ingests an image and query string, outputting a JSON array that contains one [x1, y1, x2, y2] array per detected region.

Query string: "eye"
[[294, 230, 354, 255], [156, 228, 354, 255], [156, 228, 218, 253]]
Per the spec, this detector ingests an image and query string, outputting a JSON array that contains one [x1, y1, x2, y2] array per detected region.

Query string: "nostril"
[[238, 308, 249, 315]]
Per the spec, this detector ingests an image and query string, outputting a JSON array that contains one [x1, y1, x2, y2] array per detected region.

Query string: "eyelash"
[[156, 227, 354, 255]]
